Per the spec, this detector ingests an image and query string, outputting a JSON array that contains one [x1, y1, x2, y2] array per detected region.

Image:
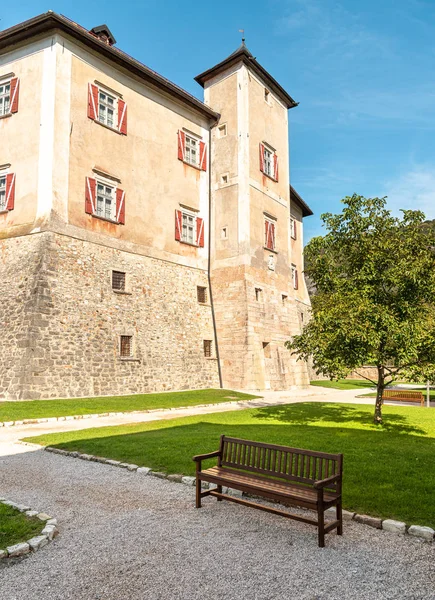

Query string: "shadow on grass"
[[252, 403, 427, 436]]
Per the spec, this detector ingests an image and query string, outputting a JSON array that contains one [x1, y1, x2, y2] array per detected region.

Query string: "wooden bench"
[[382, 389, 424, 406], [193, 435, 343, 547]]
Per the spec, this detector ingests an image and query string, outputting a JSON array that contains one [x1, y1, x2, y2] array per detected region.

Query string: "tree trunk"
[[374, 365, 385, 424]]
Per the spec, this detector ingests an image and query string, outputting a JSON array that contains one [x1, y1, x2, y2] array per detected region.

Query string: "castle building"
[[0, 12, 312, 400]]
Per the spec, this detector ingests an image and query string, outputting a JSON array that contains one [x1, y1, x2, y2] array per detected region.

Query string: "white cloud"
[[383, 166, 435, 219]]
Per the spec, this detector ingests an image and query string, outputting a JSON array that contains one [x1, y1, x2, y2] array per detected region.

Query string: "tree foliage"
[[286, 195, 435, 423]]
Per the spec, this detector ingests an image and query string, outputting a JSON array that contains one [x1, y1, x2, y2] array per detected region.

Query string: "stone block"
[[137, 467, 151, 475], [150, 471, 167, 479], [37, 513, 52, 521], [354, 514, 382, 529], [382, 519, 406, 535], [181, 476, 195, 486], [46, 518, 57, 526], [408, 525, 434, 542], [0, 549, 7, 559], [105, 459, 121, 466], [41, 525, 58, 540], [166, 474, 183, 483], [28, 535, 49, 551], [126, 464, 139, 471], [228, 488, 243, 498], [25, 510, 39, 517], [7, 542, 30, 557]]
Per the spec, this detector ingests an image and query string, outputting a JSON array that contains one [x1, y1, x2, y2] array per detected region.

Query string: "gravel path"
[[1, 448, 434, 600]]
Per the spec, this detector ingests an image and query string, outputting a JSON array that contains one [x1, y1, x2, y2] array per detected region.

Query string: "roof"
[[290, 186, 313, 217], [0, 12, 219, 122], [195, 42, 298, 110]]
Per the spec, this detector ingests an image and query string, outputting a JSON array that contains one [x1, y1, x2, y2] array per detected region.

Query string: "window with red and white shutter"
[[0, 78, 19, 116], [85, 177, 125, 224], [0, 173, 15, 211], [175, 209, 205, 247], [177, 130, 207, 171], [264, 218, 276, 251], [259, 143, 279, 182], [87, 83, 128, 135]]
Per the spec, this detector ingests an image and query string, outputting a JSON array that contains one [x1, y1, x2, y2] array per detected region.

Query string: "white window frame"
[[290, 216, 297, 240], [291, 264, 298, 290], [184, 133, 200, 167], [181, 208, 198, 245], [98, 88, 118, 129], [0, 172, 6, 211], [96, 179, 117, 221], [0, 79, 11, 117], [263, 146, 274, 178]]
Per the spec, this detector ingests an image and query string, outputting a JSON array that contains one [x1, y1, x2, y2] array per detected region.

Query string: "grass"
[[0, 389, 260, 422], [25, 402, 435, 527], [310, 379, 376, 390], [0, 504, 42, 549]]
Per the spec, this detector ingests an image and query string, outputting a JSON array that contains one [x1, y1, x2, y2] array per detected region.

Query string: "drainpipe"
[[207, 123, 223, 388]]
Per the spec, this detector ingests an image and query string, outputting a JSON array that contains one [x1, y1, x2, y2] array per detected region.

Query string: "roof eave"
[[0, 12, 219, 122], [290, 186, 313, 217], [195, 48, 298, 110]]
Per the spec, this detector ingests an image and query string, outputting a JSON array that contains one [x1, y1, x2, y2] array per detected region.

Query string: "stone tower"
[[196, 43, 311, 390]]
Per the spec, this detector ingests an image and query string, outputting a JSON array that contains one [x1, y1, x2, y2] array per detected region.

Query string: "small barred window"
[[120, 335, 132, 357], [197, 286, 207, 304], [112, 270, 126, 291], [203, 340, 212, 358]]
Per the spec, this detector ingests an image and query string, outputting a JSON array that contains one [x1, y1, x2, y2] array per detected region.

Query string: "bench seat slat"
[[200, 466, 339, 505]]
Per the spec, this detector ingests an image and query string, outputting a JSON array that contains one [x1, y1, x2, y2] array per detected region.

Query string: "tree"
[[286, 195, 435, 424]]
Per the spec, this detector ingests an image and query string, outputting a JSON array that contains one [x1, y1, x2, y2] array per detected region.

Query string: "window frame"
[[97, 88, 118, 129], [264, 216, 277, 252], [203, 339, 213, 358], [290, 216, 297, 240], [181, 209, 198, 245], [291, 264, 299, 290], [95, 180, 117, 222], [119, 335, 133, 358], [197, 286, 208, 304], [112, 270, 127, 293], [184, 133, 200, 168], [0, 79, 11, 117], [260, 142, 278, 182], [0, 172, 6, 211]]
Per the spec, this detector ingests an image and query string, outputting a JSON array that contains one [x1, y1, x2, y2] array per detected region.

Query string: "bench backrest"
[[219, 436, 342, 491], [383, 390, 423, 401]]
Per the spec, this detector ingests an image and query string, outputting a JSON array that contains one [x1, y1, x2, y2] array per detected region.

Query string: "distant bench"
[[382, 389, 424, 406], [193, 435, 343, 547]]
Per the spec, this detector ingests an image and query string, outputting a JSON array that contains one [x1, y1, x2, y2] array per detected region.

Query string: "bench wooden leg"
[[337, 501, 343, 536], [196, 477, 201, 509], [318, 509, 325, 548], [216, 484, 222, 501]]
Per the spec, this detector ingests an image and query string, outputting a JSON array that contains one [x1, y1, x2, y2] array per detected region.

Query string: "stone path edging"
[[43, 446, 434, 544], [0, 400, 256, 428], [0, 498, 59, 560]]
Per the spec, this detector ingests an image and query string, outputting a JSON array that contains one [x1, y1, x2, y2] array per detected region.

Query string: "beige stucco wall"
[[0, 40, 45, 238]]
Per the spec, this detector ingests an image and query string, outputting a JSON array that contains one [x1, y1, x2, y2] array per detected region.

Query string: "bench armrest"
[[193, 450, 221, 463], [313, 474, 341, 489]]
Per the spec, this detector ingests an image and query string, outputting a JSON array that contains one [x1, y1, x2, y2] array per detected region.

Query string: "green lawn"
[[0, 504, 42, 549], [25, 402, 435, 527], [0, 389, 259, 422], [310, 379, 376, 390]]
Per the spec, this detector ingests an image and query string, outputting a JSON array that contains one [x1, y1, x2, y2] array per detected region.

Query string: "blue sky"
[[4, 0, 435, 240]]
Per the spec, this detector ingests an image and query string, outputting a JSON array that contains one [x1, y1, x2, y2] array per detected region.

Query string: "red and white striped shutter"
[[295, 269, 299, 290], [118, 99, 127, 135], [85, 177, 96, 214], [9, 78, 20, 114], [88, 83, 99, 120], [116, 188, 125, 224], [259, 143, 265, 173], [175, 209, 182, 240], [199, 141, 207, 171], [5, 173, 15, 210], [273, 154, 279, 181], [196, 217, 204, 247], [178, 131, 186, 161], [270, 222, 276, 250]]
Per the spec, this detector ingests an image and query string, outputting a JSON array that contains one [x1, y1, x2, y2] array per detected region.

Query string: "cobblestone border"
[[0, 399, 254, 428], [44, 446, 434, 544], [0, 498, 59, 560]]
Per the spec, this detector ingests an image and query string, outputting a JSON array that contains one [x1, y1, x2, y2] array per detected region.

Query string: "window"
[[264, 88, 270, 103], [197, 286, 208, 304], [85, 177, 125, 224], [96, 182, 116, 221], [177, 130, 207, 171], [0, 81, 10, 116], [88, 83, 127, 134], [0, 172, 15, 212], [292, 264, 299, 290], [290, 217, 297, 240], [218, 123, 227, 138], [221, 174, 229, 184], [112, 271, 126, 292], [0, 175, 5, 211], [203, 340, 212, 358], [262, 342, 271, 359], [98, 90, 116, 128], [120, 335, 133, 357], [255, 287, 262, 302], [0, 77, 19, 116], [175, 209, 204, 247], [259, 143, 278, 181], [282, 294, 288, 305], [264, 217, 276, 252], [221, 226, 228, 240]]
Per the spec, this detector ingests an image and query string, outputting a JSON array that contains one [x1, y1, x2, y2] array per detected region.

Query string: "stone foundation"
[[0, 232, 219, 399]]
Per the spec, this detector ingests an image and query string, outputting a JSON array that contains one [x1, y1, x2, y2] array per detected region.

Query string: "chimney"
[[89, 24, 116, 46]]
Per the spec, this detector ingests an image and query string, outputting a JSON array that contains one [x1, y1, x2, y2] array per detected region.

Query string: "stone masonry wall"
[[0, 232, 219, 399]]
